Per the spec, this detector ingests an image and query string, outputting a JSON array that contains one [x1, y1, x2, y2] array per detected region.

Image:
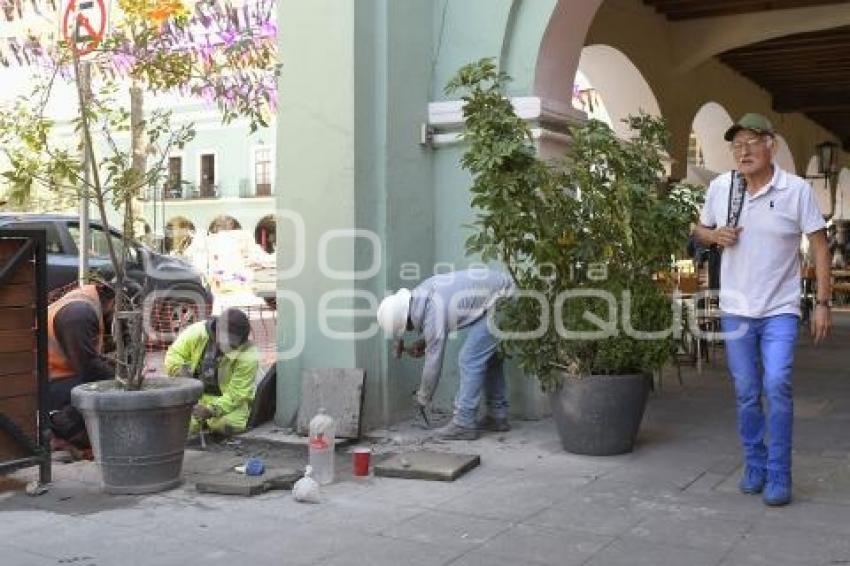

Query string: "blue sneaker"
[[739, 466, 766, 494], [763, 471, 792, 506]]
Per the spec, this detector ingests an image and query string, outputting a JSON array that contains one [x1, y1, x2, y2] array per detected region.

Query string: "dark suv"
[[0, 214, 213, 341]]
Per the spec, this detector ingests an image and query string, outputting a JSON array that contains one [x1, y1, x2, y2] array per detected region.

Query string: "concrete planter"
[[71, 377, 203, 494], [549, 372, 650, 456]]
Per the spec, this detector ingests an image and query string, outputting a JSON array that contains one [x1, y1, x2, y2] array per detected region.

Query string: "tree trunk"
[[129, 82, 146, 240]]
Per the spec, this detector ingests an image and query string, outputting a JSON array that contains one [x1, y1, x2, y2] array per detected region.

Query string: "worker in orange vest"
[[47, 283, 116, 450]]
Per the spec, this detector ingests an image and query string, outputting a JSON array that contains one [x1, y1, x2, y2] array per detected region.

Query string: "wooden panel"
[[0, 352, 34, 377], [0, 331, 35, 353], [0, 307, 34, 332], [645, 0, 850, 21], [0, 374, 37, 398], [0, 284, 34, 308], [0, 395, 38, 460], [719, 26, 850, 145], [0, 239, 34, 285], [0, 239, 23, 260]]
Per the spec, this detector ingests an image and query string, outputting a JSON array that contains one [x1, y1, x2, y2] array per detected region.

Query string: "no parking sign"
[[60, 0, 110, 57]]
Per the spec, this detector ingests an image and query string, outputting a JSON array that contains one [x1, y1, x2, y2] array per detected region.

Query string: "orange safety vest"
[[47, 284, 104, 382]]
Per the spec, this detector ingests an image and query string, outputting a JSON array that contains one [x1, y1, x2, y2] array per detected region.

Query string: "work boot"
[[476, 415, 511, 433], [435, 421, 479, 441], [763, 471, 792, 506], [739, 466, 767, 494]]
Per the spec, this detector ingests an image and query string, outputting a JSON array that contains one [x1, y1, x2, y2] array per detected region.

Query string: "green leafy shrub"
[[446, 59, 702, 391]]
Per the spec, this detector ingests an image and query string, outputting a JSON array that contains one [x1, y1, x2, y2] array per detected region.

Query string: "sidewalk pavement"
[[4, 316, 850, 566]]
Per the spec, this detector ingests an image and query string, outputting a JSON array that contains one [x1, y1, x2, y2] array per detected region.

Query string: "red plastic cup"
[[352, 447, 371, 477]]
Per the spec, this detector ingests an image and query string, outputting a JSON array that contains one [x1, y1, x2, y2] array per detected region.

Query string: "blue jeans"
[[721, 314, 799, 475], [454, 315, 508, 428]]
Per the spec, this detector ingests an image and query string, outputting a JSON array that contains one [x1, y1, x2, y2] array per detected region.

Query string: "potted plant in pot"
[[447, 59, 701, 455], [0, 0, 277, 492]]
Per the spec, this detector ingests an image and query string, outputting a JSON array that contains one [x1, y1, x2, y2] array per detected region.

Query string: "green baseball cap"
[[724, 113, 775, 141]]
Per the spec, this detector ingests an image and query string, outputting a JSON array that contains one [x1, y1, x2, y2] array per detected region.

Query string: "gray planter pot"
[[71, 377, 203, 495], [549, 372, 651, 456]]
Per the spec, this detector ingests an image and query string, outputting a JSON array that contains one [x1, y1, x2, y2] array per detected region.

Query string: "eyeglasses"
[[730, 137, 769, 155]]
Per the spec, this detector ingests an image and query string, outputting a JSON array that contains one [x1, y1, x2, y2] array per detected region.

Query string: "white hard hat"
[[377, 288, 412, 338]]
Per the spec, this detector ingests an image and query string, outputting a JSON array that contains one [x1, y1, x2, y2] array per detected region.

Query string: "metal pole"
[[78, 61, 92, 287]]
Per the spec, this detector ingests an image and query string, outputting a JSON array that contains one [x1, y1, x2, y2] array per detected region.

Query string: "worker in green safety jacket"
[[164, 308, 258, 436]]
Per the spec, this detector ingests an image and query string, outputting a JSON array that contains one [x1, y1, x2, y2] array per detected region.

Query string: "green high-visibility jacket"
[[164, 321, 258, 421]]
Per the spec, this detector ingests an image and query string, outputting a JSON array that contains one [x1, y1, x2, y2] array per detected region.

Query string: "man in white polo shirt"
[[694, 113, 831, 506]]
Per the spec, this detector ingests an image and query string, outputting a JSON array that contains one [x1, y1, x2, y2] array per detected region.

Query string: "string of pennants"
[[0, 0, 277, 69]]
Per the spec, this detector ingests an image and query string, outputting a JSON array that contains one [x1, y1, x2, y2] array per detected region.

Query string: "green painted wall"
[[275, 0, 561, 427]]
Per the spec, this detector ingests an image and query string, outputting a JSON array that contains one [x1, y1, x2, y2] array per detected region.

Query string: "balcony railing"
[[140, 184, 220, 201], [239, 183, 274, 198]]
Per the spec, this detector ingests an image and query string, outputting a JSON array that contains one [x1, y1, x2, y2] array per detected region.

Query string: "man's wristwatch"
[[815, 299, 832, 308]]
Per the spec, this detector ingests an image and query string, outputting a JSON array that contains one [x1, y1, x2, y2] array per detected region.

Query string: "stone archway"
[[773, 135, 797, 177], [806, 155, 833, 218], [836, 169, 850, 221], [574, 44, 661, 140], [255, 214, 276, 253], [208, 215, 242, 234], [690, 102, 735, 178]]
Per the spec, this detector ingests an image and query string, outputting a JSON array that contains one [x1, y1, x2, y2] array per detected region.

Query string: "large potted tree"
[[0, 0, 277, 492], [447, 60, 701, 455]]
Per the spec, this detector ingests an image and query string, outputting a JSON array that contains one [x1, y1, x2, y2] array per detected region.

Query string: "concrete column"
[[276, 0, 361, 427]]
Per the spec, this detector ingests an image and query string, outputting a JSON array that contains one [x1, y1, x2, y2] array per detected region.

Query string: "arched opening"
[[573, 44, 661, 140], [836, 168, 850, 221], [164, 216, 195, 255], [689, 102, 735, 183], [255, 215, 277, 253], [136, 220, 153, 248], [208, 215, 242, 234], [773, 135, 796, 177], [806, 155, 832, 217]]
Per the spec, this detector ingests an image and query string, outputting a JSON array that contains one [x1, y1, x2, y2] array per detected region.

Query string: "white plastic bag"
[[292, 465, 322, 504]]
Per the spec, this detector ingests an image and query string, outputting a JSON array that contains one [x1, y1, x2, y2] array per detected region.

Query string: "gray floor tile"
[[448, 549, 550, 566], [318, 534, 467, 566], [583, 537, 725, 566], [381, 509, 511, 548], [300, 498, 426, 535], [474, 523, 612, 566], [523, 493, 647, 537], [0, 545, 58, 566], [437, 482, 556, 521], [723, 523, 850, 565], [626, 511, 752, 552]]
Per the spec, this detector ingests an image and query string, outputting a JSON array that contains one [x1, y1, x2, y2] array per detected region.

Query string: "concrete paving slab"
[[240, 423, 356, 449], [374, 450, 480, 481], [583, 537, 725, 566], [0, 544, 59, 566], [299, 497, 426, 535], [523, 493, 649, 537], [723, 523, 850, 565], [380, 509, 510, 549], [297, 368, 366, 439], [318, 533, 467, 566], [474, 523, 612, 566], [757, 500, 850, 536], [438, 480, 560, 522], [625, 511, 752, 552], [450, 549, 551, 566], [195, 467, 301, 495]]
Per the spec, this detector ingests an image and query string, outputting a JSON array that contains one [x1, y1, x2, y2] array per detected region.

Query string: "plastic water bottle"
[[308, 408, 335, 485]]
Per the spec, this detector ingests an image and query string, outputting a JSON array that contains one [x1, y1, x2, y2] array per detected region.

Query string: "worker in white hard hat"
[[377, 267, 515, 440]]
